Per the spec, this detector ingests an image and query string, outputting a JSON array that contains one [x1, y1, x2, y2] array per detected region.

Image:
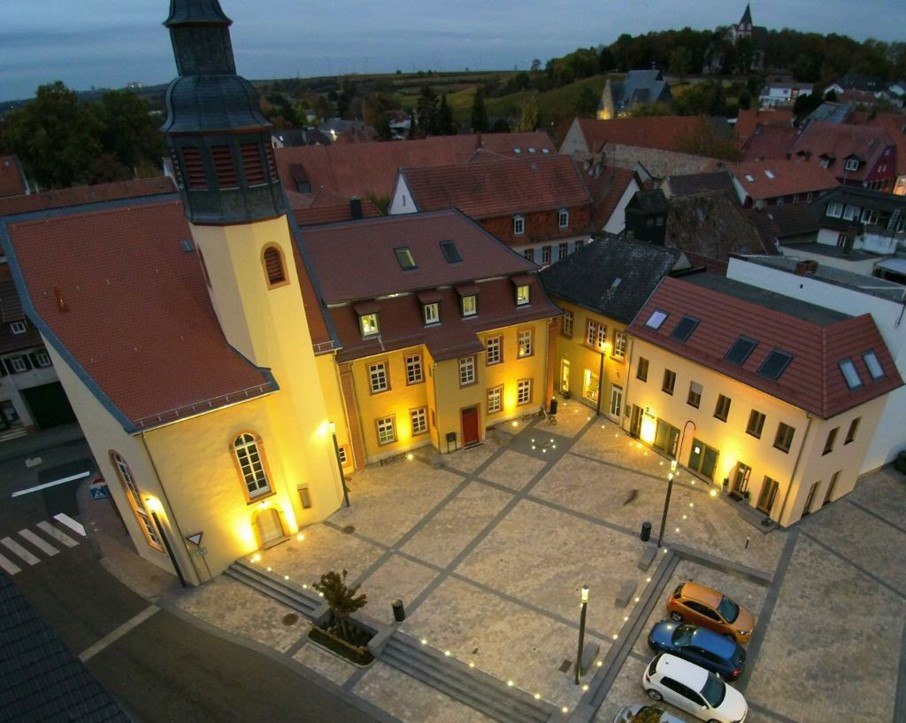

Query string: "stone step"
[[382, 633, 554, 723], [223, 560, 323, 618]]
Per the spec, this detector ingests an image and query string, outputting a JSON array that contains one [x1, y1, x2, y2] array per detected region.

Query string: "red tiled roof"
[[791, 122, 894, 181], [739, 124, 798, 161], [275, 132, 556, 201], [734, 109, 793, 143], [0, 177, 175, 218], [629, 275, 902, 418], [399, 155, 590, 218], [579, 163, 636, 228], [569, 116, 730, 154], [0, 156, 28, 199], [730, 160, 839, 201], [301, 209, 560, 362], [851, 112, 906, 176], [6, 201, 275, 430], [290, 186, 382, 226]]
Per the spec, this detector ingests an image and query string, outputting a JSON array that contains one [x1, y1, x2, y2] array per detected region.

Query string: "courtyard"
[[175, 399, 905, 722]]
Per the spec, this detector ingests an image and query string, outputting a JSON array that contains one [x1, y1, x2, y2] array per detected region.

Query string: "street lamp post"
[[329, 422, 350, 508], [575, 584, 589, 684], [656, 460, 677, 549]]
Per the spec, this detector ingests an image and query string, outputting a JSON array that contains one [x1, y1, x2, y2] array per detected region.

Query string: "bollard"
[[640, 521, 652, 542], [745, 535, 750, 550], [392, 598, 406, 623]]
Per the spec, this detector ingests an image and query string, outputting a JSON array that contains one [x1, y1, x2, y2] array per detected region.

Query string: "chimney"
[[794, 260, 818, 275], [349, 196, 363, 220]]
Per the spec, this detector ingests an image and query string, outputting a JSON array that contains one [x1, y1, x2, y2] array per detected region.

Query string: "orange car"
[[666, 582, 755, 644]]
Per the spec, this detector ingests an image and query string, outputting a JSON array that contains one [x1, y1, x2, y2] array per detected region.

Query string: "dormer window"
[[558, 209, 569, 228], [513, 214, 525, 236], [462, 295, 477, 317], [844, 158, 860, 172], [10, 321, 26, 335], [423, 302, 440, 325], [516, 285, 530, 306], [826, 202, 843, 218], [360, 312, 379, 337], [819, 155, 834, 169]]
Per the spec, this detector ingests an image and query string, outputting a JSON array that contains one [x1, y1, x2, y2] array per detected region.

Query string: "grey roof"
[[539, 234, 683, 323], [666, 171, 736, 199], [612, 70, 672, 112], [817, 186, 906, 214], [803, 102, 856, 126], [0, 572, 130, 722], [732, 254, 906, 302], [683, 273, 850, 326], [743, 204, 820, 247], [627, 189, 669, 214]]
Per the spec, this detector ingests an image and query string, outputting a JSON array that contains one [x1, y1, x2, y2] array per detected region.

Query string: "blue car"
[[647, 620, 747, 681]]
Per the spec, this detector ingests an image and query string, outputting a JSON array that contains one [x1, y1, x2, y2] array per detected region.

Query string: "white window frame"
[[517, 378, 532, 405], [10, 357, 27, 373], [517, 329, 533, 358], [844, 158, 859, 172], [111, 451, 163, 550], [462, 295, 477, 317], [10, 321, 26, 335], [233, 433, 272, 498], [523, 248, 535, 262], [842, 205, 859, 221], [369, 361, 389, 393], [360, 312, 379, 337], [612, 330, 627, 359], [562, 311, 573, 338], [486, 336, 502, 365], [423, 302, 440, 325], [410, 407, 428, 436], [826, 202, 843, 218], [513, 214, 525, 235], [35, 351, 52, 367], [487, 385, 503, 414], [558, 209, 569, 228], [516, 284, 530, 306], [405, 354, 424, 384], [541, 245, 551, 265], [459, 356, 476, 386], [376, 416, 396, 445]]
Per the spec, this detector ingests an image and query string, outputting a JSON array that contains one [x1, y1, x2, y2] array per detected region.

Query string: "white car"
[[642, 653, 747, 723]]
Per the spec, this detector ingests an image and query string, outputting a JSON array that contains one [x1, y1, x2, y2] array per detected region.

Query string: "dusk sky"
[[1, 1, 904, 102]]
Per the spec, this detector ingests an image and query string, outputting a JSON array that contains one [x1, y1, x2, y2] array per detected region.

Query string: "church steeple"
[[162, 0, 284, 225]]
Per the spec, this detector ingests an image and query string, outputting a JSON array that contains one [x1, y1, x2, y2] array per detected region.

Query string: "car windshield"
[[701, 674, 726, 707], [671, 625, 695, 647], [717, 595, 740, 623]]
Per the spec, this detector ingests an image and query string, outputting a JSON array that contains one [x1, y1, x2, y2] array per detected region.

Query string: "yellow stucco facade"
[[627, 338, 884, 527]]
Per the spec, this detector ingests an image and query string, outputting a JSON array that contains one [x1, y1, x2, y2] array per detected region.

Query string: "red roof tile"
[[290, 186, 382, 226], [0, 177, 175, 218], [791, 122, 894, 182], [730, 160, 839, 201], [6, 201, 274, 430], [578, 163, 636, 228], [0, 156, 28, 198], [734, 109, 793, 143], [629, 275, 902, 418], [275, 132, 556, 201], [850, 112, 906, 176], [399, 155, 590, 218], [301, 209, 560, 362], [570, 117, 732, 154], [739, 124, 798, 161]]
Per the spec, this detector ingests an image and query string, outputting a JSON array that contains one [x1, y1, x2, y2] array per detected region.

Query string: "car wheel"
[[669, 611, 683, 622], [646, 688, 663, 702], [708, 719, 722, 723]]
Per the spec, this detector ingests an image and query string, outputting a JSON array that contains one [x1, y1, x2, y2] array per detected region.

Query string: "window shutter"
[[240, 143, 266, 186], [180, 147, 207, 190], [211, 144, 238, 189], [263, 247, 286, 285]]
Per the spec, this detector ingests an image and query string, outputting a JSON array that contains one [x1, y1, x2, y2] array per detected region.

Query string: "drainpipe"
[[595, 348, 605, 416], [776, 413, 813, 525], [140, 433, 201, 584]]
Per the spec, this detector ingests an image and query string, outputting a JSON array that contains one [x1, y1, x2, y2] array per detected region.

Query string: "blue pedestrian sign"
[[89, 481, 109, 500]]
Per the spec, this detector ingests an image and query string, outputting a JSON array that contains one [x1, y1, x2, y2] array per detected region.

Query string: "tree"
[[1, 81, 103, 189], [437, 94, 456, 135], [669, 47, 694, 78], [413, 85, 439, 137], [95, 90, 165, 178], [531, 58, 542, 72], [312, 569, 367, 643], [470, 86, 488, 132], [515, 96, 539, 132]]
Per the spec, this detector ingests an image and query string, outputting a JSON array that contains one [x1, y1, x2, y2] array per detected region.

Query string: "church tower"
[[162, 0, 345, 525]]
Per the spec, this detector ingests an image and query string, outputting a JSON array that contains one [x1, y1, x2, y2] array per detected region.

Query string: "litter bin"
[[392, 599, 406, 622], [549, 398, 558, 416], [640, 521, 652, 542]]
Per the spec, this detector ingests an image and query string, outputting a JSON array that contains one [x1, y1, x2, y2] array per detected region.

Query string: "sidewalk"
[[69, 403, 906, 723]]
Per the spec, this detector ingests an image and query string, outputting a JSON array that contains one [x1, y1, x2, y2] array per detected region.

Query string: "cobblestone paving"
[[166, 408, 905, 723]]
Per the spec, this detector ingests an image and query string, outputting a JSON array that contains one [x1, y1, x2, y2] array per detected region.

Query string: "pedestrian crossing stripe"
[[37, 521, 79, 548], [53, 513, 86, 537], [1, 536, 40, 565], [0, 552, 21, 575], [19, 529, 59, 557]]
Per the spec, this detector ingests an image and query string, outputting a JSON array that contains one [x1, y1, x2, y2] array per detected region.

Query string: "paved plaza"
[[150, 399, 903, 721]]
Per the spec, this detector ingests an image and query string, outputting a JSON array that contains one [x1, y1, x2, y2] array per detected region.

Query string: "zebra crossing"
[[0, 513, 85, 575]]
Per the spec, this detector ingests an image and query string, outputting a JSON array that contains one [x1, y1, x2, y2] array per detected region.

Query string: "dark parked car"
[[648, 619, 747, 681]]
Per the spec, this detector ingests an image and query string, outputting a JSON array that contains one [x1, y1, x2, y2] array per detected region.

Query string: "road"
[[1, 436, 379, 722]]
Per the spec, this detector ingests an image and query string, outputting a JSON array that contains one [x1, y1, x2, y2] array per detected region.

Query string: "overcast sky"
[[1, 1, 903, 102]]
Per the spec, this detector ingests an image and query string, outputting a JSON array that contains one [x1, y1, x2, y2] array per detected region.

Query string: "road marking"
[[78, 605, 159, 662], [1, 536, 41, 565], [10, 470, 91, 498], [53, 513, 86, 537], [0, 552, 21, 575], [19, 529, 59, 556], [37, 521, 79, 548]]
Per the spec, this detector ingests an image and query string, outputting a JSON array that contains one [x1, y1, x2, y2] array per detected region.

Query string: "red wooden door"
[[461, 406, 480, 446]]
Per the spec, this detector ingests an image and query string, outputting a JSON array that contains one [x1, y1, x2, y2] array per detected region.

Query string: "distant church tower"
[[162, 0, 345, 522]]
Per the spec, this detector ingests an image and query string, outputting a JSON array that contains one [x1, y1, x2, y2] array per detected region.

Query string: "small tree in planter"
[[312, 569, 367, 643]]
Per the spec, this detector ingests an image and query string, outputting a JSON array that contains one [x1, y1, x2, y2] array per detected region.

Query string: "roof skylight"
[[725, 337, 758, 365], [394, 247, 417, 270], [440, 240, 462, 263], [645, 310, 668, 330], [839, 359, 862, 389], [758, 349, 793, 380], [863, 351, 883, 379], [670, 316, 700, 342]]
